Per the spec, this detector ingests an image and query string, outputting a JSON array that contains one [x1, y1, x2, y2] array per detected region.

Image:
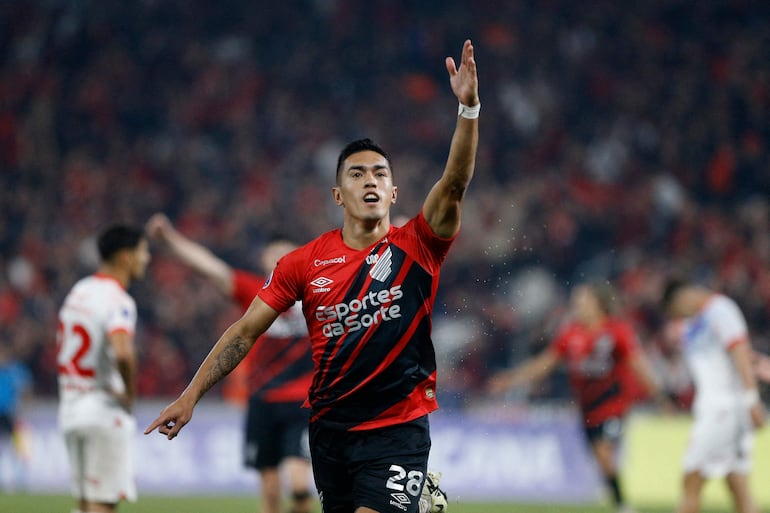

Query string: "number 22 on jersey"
[[57, 320, 95, 378]]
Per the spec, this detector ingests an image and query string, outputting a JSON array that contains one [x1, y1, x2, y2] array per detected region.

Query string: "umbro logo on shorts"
[[389, 492, 410, 511]]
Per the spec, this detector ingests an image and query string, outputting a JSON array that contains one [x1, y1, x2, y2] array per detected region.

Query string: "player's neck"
[[341, 217, 391, 250], [96, 264, 130, 289], [584, 313, 606, 329]]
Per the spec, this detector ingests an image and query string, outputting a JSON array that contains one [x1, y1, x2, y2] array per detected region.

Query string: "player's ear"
[[391, 186, 398, 204], [332, 186, 344, 207]]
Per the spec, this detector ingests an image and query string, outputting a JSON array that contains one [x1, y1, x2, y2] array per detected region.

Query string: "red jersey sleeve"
[[549, 325, 571, 357], [231, 269, 265, 311], [410, 210, 456, 273], [258, 249, 303, 313]]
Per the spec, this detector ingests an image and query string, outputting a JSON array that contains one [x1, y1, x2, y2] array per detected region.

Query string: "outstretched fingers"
[[445, 56, 457, 77], [461, 39, 474, 65], [447, 39, 479, 107]]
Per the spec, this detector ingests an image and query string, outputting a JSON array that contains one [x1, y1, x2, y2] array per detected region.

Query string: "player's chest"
[[681, 315, 715, 354], [564, 331, 617, 367], [304, 243, 405, 300]]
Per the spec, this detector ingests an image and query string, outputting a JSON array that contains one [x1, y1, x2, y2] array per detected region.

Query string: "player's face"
[[333, 150, 397, 222], [128, 239, 151, 280], [570, 286, 601, 324], [666, 295, 690, 320]]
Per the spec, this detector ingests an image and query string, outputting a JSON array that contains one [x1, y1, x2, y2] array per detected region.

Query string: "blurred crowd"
[[1, 0, 769, 408]]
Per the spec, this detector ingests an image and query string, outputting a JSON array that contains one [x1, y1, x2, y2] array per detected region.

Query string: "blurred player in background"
[[662, 280, 766, 513], [146, 213, 314, 513], [489, 282, 660, 513], [0, 342, 32, 491], [57, 224, 150, 513], [145, 38, 479, 513]]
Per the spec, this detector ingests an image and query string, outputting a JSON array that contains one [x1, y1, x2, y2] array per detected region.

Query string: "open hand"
[[446, 39, 479, 107], [145, 213, 175, 242]]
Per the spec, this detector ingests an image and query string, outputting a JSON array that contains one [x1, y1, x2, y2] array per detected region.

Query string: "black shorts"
[[243, 397, 310, 470], [584, 416, 624, 444], [310, 415, 431, 513], [0, 414, 13, 435]]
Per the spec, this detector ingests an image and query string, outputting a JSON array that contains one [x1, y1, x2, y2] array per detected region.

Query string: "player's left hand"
[[112, 390, 134, 414], [446, 39, 479, 108]]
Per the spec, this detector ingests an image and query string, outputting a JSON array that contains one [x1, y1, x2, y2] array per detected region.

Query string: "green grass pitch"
[[0, 494, 732, 513]]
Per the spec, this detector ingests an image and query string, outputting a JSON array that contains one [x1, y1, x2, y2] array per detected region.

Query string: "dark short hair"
[[661, 278, 687, 310], [335, 138, 392, 183], [97, 224, 145, 261]]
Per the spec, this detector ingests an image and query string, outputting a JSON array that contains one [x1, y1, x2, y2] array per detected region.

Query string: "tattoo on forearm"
[[202, 335, 251, 394]]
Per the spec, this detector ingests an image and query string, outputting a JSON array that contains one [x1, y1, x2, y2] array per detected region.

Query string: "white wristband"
[[742, 389, 760, 408], [458, 102, 481, 119]]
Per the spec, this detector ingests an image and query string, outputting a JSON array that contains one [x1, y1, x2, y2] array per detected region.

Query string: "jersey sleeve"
[[106, 294, 137, 336], [231, 269, 265, 311], [709, 296, 748, 349], [411, 210, 456, 273], [258, 250, 303, 313], [549, 326, 570, 357]]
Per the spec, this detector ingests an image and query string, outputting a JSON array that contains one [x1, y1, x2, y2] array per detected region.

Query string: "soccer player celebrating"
[[145, 39, 479, 513], [146, 213, 314, 513], [488, 282, 660, 513], [57, 225, 150, 513], [662, 280, 766, 513]]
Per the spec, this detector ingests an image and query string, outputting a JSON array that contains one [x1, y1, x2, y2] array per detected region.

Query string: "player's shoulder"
[[704, 294, 741, 317], [286, 229, 344, 262], [62, 274, 134, 316], [68, 274, 118, 297], [91, 274, 135, 305]]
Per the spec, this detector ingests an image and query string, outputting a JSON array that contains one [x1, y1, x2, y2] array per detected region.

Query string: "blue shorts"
[[310, 415, 431, 513]]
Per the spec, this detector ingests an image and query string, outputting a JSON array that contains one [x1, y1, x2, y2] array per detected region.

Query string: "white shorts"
[[683, 406, 753, 478], [63, 414, 137, 504]]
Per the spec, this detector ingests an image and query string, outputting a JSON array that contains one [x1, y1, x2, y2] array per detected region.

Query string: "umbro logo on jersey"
[[311, 276, 333, 293]]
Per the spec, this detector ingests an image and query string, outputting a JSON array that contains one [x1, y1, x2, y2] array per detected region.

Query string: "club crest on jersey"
[[369, 247, 393, 282], [310, 276, 333, 293]]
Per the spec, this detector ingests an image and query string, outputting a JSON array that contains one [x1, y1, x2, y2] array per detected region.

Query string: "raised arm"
[[422, 39, 480, 239], [487, 348, 561, 395], [144, 297, 280, 439], [146, 213, 234, 295]]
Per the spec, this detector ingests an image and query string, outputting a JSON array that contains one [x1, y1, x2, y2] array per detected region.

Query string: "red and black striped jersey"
[[258, 211, 455, 431], [230, 270, 313, 403], [550, 317, 644, 426]]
